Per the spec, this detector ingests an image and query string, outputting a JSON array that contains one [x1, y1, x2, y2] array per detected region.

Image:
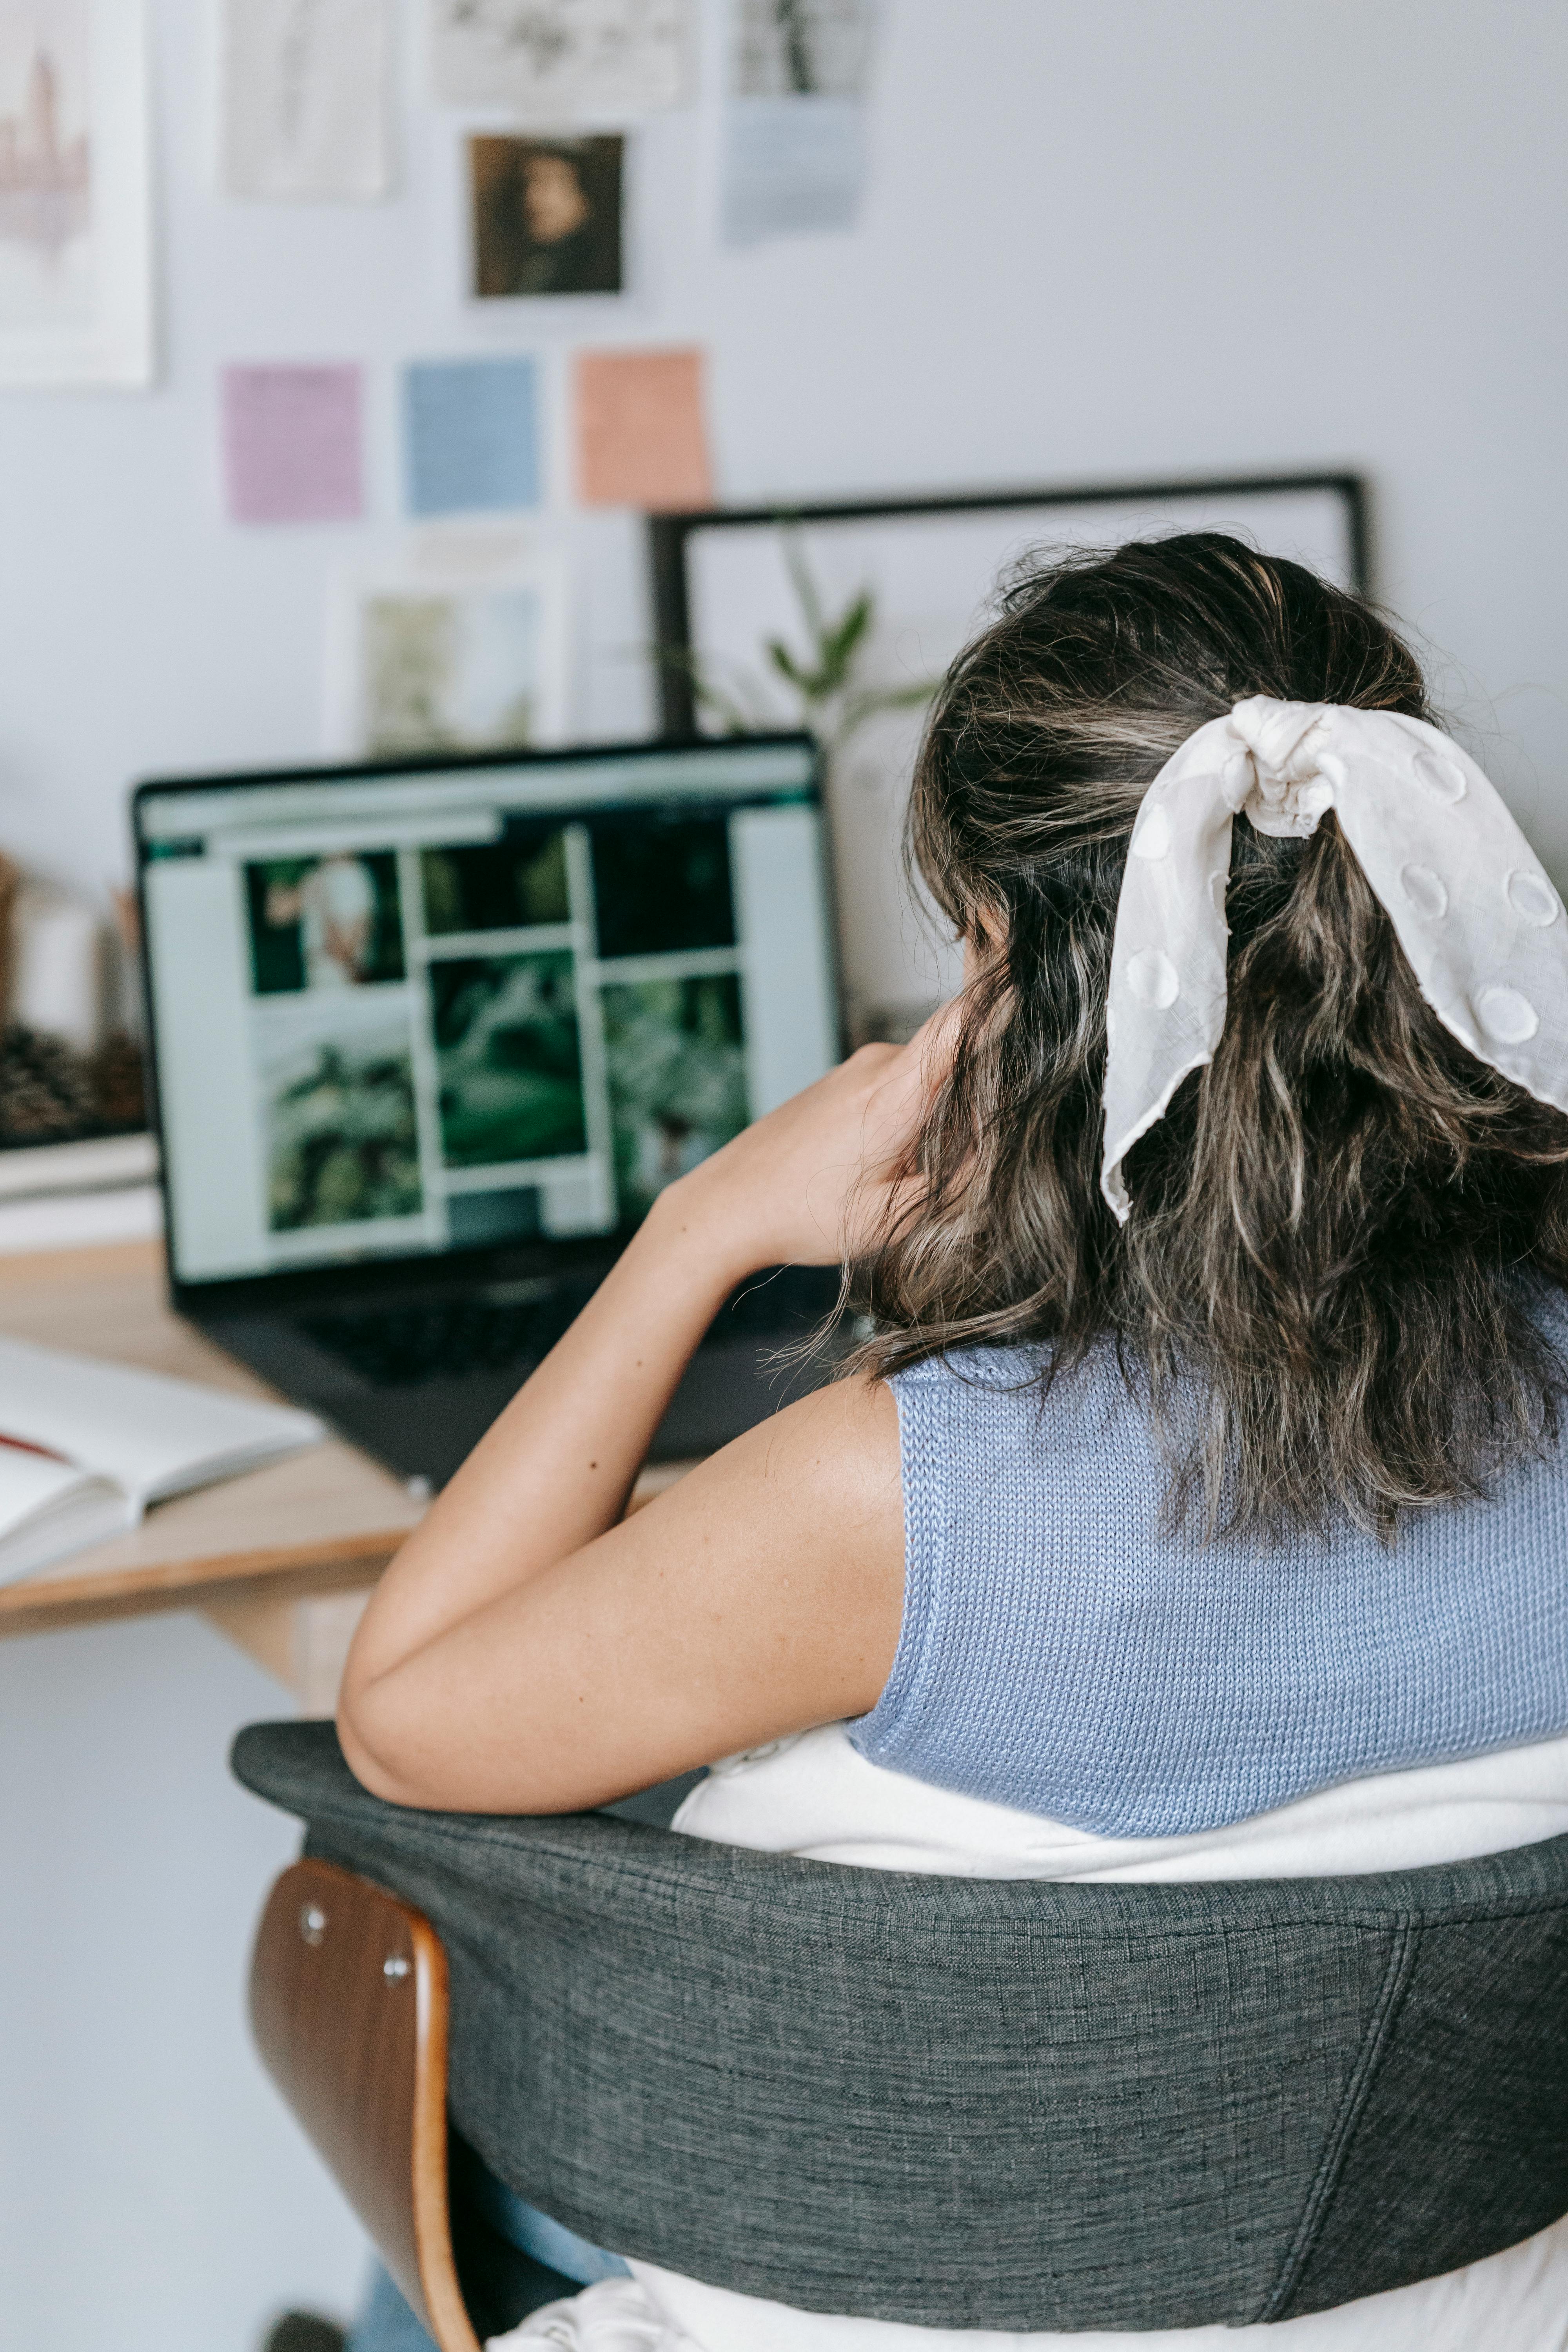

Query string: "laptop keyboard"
[[302, 1290, 581, 1389], [299, 1267, 841, 1393]]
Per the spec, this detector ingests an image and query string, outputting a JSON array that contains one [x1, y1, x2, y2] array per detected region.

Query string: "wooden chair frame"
[[249, 1857, 481, 2352]]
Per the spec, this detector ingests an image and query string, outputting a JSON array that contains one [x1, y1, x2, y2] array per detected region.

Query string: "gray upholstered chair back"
[[233, 1721, 1568, 2334]]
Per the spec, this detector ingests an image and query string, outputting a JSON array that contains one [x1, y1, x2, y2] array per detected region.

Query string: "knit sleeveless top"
[[849, 1300, 1568, 1838]]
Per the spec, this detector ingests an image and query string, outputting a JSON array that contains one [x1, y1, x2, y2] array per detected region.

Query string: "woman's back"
[[854, 1310, 1568, 1837], [650, 1298, 1568, 2352]]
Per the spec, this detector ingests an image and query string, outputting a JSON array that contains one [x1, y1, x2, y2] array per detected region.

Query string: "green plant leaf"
[[651, 637, 788, 734], [825, 592, 874, 670], [781, 530, 828, 644], [765, 637, 813, 691], [693, 678, 768, 734]]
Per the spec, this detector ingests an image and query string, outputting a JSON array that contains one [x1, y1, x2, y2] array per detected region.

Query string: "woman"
[[339, 536, 1568, 2351]]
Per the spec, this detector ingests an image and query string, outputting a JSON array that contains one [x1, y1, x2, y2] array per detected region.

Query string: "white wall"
[[4, 2, 1566, 904], [0, 1615, 367, 2350], [3, 4, 1565, 2346]]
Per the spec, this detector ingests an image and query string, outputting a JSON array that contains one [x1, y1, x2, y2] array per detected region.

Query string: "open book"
[[0, 1336, 324, 1584]]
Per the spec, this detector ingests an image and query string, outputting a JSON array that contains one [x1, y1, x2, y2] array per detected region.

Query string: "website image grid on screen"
[[135, 741, 837, 1289]]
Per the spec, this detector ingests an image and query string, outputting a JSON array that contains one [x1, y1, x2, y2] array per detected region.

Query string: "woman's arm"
[[336, 1027, 946, 1813]]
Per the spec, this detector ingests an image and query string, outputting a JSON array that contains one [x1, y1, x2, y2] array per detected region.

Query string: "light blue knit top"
[[849, 1303, 1568, 1837]]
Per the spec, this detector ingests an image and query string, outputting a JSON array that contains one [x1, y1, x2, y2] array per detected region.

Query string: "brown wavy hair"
[[855, 533, 1568, 1537]]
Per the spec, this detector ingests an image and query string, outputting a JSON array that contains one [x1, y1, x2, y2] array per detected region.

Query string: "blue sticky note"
[[722, 97, 866, 246], [404, 356, 540, 516]]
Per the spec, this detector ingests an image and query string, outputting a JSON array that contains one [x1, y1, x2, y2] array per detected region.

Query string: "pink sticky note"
[[222, 363, 364, 525]]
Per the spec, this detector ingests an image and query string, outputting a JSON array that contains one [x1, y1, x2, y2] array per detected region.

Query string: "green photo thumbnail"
[[602, 975, 748, 1216], [246, 851, 405, 995], [264, 1029, 422, 1232], [433, 951, 586, 1169], [590, 816, 734, 959], [421, 830, 570, 935]]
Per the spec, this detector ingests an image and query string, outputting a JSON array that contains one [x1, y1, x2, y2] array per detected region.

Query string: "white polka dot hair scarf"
[[1100, 695, 1568, 1222]]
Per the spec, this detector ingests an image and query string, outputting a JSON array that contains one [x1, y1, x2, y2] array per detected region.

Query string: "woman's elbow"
[[336, 1669, 556, 1813], [336, 1674, 452, 1811]]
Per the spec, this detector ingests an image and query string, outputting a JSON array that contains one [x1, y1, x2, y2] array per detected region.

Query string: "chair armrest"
[[249, 1857, 481, 2352]]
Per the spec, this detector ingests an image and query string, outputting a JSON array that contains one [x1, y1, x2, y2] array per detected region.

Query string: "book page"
[[0, 1338, 321, 1508], [0, 1442, 134, 1584], [0, 1441, 92, 1530]]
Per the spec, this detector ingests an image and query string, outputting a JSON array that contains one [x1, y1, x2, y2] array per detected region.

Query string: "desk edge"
[[0, 1526, 410, 1638]]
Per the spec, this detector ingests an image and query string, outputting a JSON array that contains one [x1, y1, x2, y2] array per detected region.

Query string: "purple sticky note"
[[222, 363, 364, 525]]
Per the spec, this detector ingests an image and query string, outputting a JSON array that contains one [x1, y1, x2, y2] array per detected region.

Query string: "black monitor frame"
[[648, 471, 1369, 737]]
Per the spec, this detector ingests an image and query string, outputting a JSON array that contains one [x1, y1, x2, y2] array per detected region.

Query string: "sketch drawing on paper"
[[722, 0, 875, 244], [221, 0, 393, 204], [0, 5, 89, 278], [0, 0, 152, 384], [732, 0, 874, 98], [431, 0, 691, 117]]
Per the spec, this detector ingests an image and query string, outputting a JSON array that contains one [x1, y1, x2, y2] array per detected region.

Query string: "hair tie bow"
[[1101, 696, 1568, 1221]]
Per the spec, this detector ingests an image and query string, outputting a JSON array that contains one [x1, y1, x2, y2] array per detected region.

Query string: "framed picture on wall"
[[648, 474, 1367, 1030], [324, 548, 571, 762], [0, 0, 154, 387]]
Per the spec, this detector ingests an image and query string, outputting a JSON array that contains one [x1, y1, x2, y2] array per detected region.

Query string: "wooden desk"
[[0, 1240, 684, 1711]]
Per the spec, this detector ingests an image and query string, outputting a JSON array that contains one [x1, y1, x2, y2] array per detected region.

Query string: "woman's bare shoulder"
[[626, 1370, 907, 1678], [343, 1375, 908, 1815], [696, 1367, 904, 1521], [565, 1372, 909, 1783]]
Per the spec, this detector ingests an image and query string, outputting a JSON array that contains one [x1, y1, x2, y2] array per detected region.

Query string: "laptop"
[[133, 733, 846, 1491]]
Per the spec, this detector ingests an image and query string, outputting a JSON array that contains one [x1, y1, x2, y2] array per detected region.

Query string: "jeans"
[[346, 2264, 441, 2352], [345, 2152, 630, 2352]]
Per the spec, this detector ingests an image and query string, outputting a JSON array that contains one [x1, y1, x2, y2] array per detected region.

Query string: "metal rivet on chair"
[[384, 1952, 411, 1982], [299, 1903, 327, 1947]]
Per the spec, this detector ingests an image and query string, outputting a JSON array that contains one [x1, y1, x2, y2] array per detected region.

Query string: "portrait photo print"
[[469, 133, 622, 298]]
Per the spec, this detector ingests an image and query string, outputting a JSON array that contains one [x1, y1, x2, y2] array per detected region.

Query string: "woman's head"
[[859, 532, 1568, 1536]]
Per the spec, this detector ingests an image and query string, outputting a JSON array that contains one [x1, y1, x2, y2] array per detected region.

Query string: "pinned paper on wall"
[[0, 0, 155, 387], [470, 135, 623, 299], [222, 0, 393, 202], [404, 356, 540, 517], [733, 0, 873, 93], [326, 548, 570, 758], [222, 363, 364, 524], [574, 347, 711, 511], [722, 0, 876, 246], [430, 0, 692, 120]]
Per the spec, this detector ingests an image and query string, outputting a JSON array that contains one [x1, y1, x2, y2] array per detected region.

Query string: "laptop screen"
[[134, 736, 838, 1291]]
